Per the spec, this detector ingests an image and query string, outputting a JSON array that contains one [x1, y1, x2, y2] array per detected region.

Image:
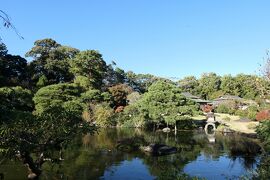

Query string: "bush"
[[116, 104, 145, 128], [248, 110, 257, 121], [247, 123, 257, 130], [256, 120, 270, 149], [223, 116, 231, 121], [93, 103, 115, 127], [216, 104, 231, 114], [235, 109, 248, 117], [247, 106, 258, 121], [33, 83, 81, 114], [0, 86, 33, 122], [81, 89, 102, 103]]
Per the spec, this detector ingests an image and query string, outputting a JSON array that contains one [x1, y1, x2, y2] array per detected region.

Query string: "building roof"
[[182, 92, 212, 104], [181, 92, 200, 99], [213, 95, 242, 101]]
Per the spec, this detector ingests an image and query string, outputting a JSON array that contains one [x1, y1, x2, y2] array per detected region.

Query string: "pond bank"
[[192, 113, 259, 136]]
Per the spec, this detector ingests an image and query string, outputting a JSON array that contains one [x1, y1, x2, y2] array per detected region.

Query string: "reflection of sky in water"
[[100, 154, 258, 179], [101, 158, 155, 180], [184, 154, 258, 179]]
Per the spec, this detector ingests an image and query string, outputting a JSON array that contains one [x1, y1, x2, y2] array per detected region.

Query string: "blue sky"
[[1, 0, 269, 79]]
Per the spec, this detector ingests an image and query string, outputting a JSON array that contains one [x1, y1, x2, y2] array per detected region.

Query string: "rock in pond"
[[162, 127, 171, 133], [140, 144, 177, 156], [116, 137, 147, 152]]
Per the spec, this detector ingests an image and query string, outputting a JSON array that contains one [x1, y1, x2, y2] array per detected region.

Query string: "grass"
[[192, 113, 259, 134], [191, 115, 206, 121], [215, 113, 259, 134]]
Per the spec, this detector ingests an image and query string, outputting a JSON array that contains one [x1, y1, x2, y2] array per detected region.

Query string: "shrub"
[[235, 109, 248, 117], [93, 103, 115, 127], [116, 104, 145, 128], [74, 75, 92, 89], [223, 116, 231, 121], [256, 120, 270, 149], [81, 89, 102, 103], [33, 83, 81, 114], [216, 104, 231, 114], [247, 123, 257, 130], [247, 106, 258, 121]]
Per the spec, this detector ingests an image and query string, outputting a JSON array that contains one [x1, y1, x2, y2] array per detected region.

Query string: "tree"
[[33, 83, 81, 114], [109, 84, 133, 109], [0, 42, 7, 56], [234, 74, 259, 99], [93, 103, 115, 127], [220, 75, 240, 96], [0, 54, 28, 87], [0, 102, 95, 179], [178, 76, 199, 95], [70, 50, 107, 89], [137, 80, 198, 129], [126, 72, 162, 93], [198, 73, 221, 99], [26, 38, 79, 86], [0, 86, 33, 122]]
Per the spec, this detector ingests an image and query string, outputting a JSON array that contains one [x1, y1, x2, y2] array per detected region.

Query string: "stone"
[[140, 143, 177, 156], [162, 127, 170, 133]]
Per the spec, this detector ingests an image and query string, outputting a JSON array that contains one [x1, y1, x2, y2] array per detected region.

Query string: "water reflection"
[[0, 129, 264, 179]]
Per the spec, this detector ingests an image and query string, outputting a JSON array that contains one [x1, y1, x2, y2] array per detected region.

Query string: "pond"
[[0, 128, 263, 179]]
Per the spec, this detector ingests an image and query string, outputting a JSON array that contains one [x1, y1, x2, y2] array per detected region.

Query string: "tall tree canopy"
[[70, 50, 107, 89], [137, 80, 198, 127], [26, 38, 79, 86], [178, 76, 199, 95], [198, 73, 221, 99], [0, 42, 28, 87]]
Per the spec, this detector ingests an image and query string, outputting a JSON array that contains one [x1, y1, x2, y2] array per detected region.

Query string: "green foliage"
[[137, 80, 199, 127], [198, 73, 221, 99], [223, 116, 231, 121], [220, 75, 241, 96], [178, 76, 199, 95], [0, 86, 33, 122], [0, 42, 7, 56], [256, 120, 270, 150], [81, 89, 103, 103], [116, 104, 145, 128], [74, 75, 92, 89], [235, 109, 248, 117], [33, 83, 81, 114], [36, 74, 48, 88], [215, 104, 231, 114], [101, 92, 113, 103], [247, 106, 258, 121], [0, 54, 28, 87], [93, 103, 115, 127], [70, 50, 107, 89], [26, 38, 79, 85]]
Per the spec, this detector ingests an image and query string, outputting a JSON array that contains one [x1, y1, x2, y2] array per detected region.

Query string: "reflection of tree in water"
[[0, 128, 264, 179], [195, 132, 261, 170], [0, 105, 96, 179], [36, 129, 264, 179]]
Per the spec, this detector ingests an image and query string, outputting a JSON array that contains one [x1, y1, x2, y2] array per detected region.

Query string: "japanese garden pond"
[[0, 128, 264, 179]]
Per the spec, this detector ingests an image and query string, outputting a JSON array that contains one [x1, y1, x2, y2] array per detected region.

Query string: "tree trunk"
[[17, 152, 42, 179]]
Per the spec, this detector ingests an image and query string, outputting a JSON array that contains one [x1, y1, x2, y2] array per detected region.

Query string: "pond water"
[[0, 128, 262, 179]]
